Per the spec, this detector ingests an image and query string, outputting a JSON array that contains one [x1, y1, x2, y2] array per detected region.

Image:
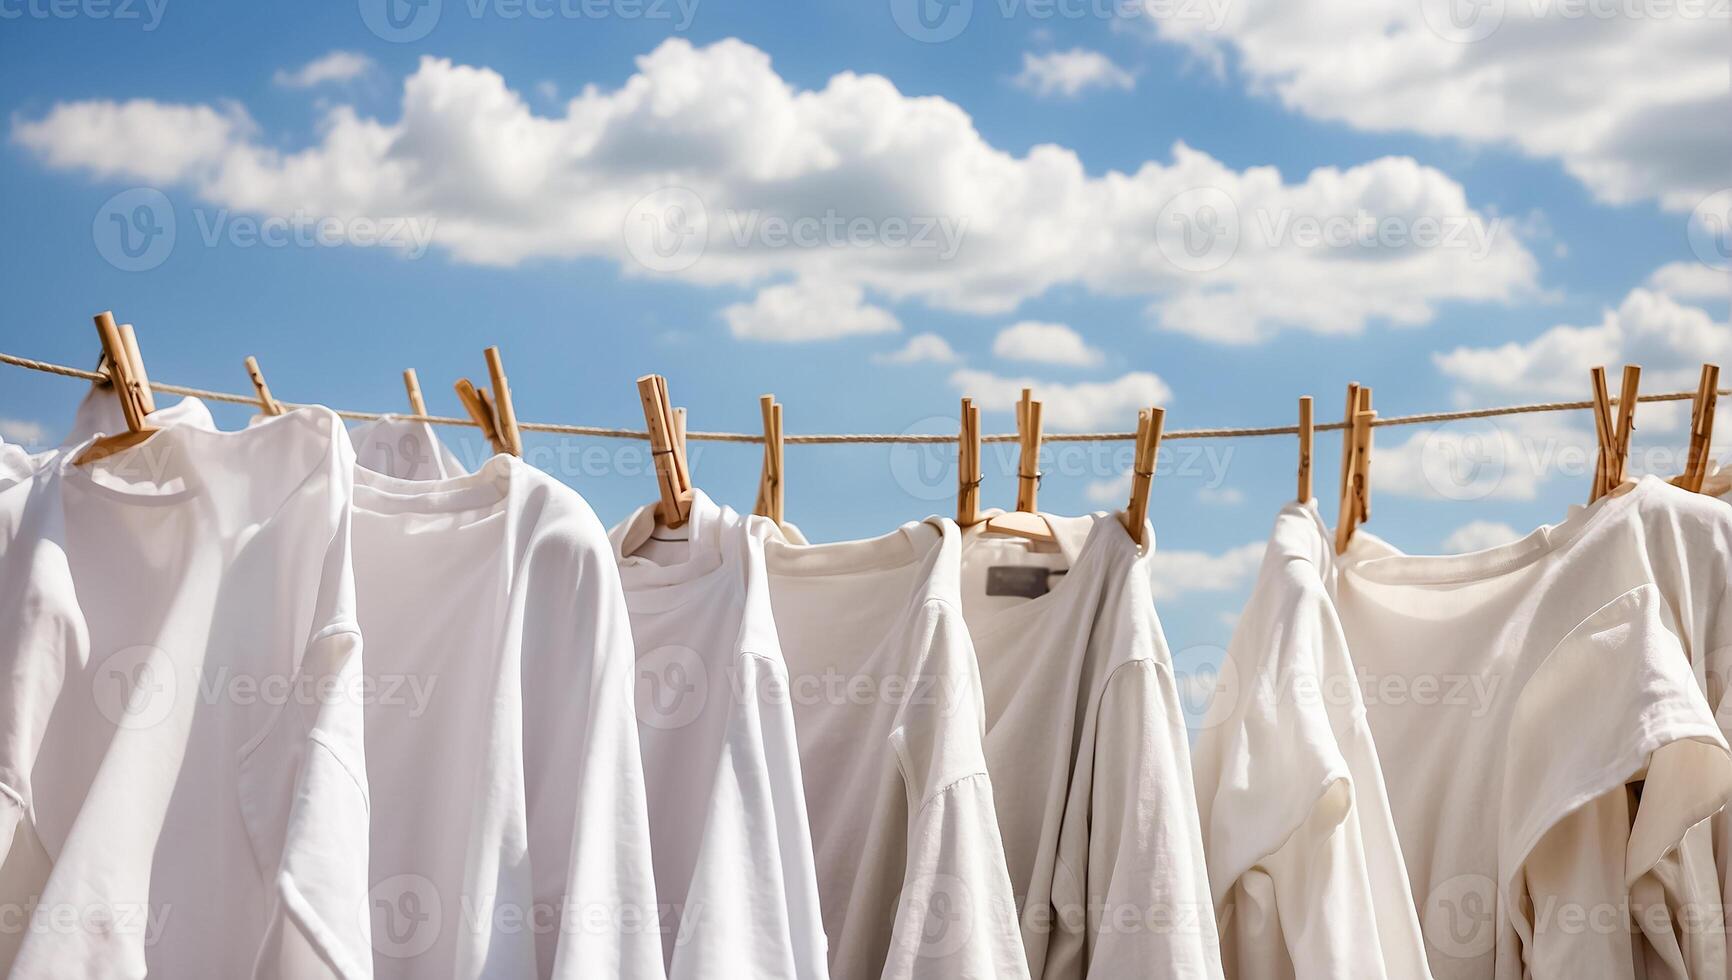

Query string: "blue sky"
[[0, 0, 1726, 683]]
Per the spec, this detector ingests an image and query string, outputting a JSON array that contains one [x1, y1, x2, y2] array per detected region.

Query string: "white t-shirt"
[[350, 453, 664, 979], [763, 519, 1031, 980], [1336, 476, 1732, 979], [350, 415, 468, 480], [62, 386, 217, 446], [608, 492, 829, 979], [0, 392, 219, 493], [0, 408, 372, 978], [1190, 502, 1432, 979], [957, 512, 1222, 980]]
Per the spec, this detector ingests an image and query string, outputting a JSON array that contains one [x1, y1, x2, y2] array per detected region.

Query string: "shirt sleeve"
[[882, 601, 1029, 980], [528, 512, 667, 980], [1191, 548, 1418, 979], [1073, 658, 1223, 980], [1503, 583, 1732, 974], [667, 651, 829, 980]]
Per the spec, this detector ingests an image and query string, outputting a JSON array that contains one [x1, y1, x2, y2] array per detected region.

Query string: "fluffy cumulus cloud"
[[992, 321, 1103, 366], [1141, 0, 1727, 212], [949, 367, 1171, 430], [1442, 520, 1522, 553], [1148, 542, 1265, 600], [722, 277, 900, 341], [1647, 262, 1726, 302], [11, 38, 1537, 343], [273, 51, 376, 89], [1012, 48, 1137, 98], [1433, 285, 1731, 401], [1375, 414, 1591, 502], [874, 333, 959, 364]]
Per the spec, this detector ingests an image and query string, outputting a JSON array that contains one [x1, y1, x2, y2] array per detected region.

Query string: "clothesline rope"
[[2, 349, 1723, 445]]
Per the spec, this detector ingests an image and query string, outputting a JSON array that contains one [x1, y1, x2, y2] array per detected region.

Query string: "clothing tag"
[[986, 565, 1056, 599]]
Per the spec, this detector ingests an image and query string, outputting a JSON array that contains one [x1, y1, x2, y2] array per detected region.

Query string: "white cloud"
[[723, 278, 900, 341], [0, 418, 49, 447], [273, 51, 376, 89], [1197, 486, 1244, 505], [1149, 542, 1264, 600], [992, 321, 1103, 366], [1141, 0, 1726, 211], [1647, 262, 1726, 302], [1085, 471, 1131, 505], [12, 99, 252, 183], [1375, 415, 1591, 502], [11, 38, 1537, 343], [1012, 48, 1137, 98], [950, 368, 1171, 430], [874, 333, 959, 364], [1433, 286, 1732, 401], [1442, 520, 1523, 553]]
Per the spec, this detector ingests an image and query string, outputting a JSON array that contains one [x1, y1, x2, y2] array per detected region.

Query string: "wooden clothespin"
[[74, 311, 158, 465], [1297, 395, 1314, 503], [754, 395, 785, 524], [1122, 406, 1164, 545], [454, 377, 502, 453], [1675, 363, 1720, 493], [119, 324, 155, 415], [485, 347, 523, 457], [244, 356, 285, 416], [453, 348, 523, 457], [985, 388, 1057, 543], [1589, 365, 1642, 500], [673, 407, 689, 479], [1334, 384, 1375, 554], [638, 374, 693, 528], [403, 368, 428, 417], [958, 397, 982, 526]]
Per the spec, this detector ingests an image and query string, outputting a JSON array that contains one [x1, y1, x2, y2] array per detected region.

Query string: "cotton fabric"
[[609, 492, 830, 979], [1190, 501, 1431, 979], [350, 452, 664, 979], [764, 519, 1031, 980], [350, 415, 468, 481], [959, 512, 1223, 980], [1336, 477, 1732, 978], [0, 408, 372, 979]]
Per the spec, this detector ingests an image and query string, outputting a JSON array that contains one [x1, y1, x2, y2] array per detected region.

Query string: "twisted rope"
[[1, 350, 1720, 445]]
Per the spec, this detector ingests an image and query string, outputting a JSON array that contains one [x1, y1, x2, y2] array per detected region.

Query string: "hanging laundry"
[[763, 519, 1032, 980], [1335, 477, 1732, 978], [608, 491, 830, 980], [350, 413, 469, 480], [957, 510, 1223, 980], [1190, 502, 1432, 979], [349, 449, 664, 978], [0, 408, 372, 978]]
